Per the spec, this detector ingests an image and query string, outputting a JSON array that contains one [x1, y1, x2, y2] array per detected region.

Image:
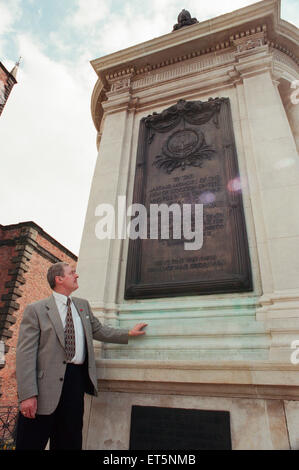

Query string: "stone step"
[[119, 316, 267, 335], [104, 348, 269, 361], [107, 333, 270, 350], [117, 307, 258, 321]]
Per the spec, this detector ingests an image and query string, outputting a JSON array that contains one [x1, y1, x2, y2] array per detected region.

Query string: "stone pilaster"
[[76, 83, 138, 343], [233, 40, 299, 361]]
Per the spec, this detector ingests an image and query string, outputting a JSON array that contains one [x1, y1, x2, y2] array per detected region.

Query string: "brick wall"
[[0, 222, 77, 406]]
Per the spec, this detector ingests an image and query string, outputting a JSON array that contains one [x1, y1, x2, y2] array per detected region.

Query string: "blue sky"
[[0, 0, 298, 255]]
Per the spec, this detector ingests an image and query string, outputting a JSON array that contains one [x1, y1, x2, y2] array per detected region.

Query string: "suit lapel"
[[45, 294, 65, 349]]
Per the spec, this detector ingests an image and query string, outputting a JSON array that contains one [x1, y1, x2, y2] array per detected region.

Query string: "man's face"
[[57, 265, 79, 294]]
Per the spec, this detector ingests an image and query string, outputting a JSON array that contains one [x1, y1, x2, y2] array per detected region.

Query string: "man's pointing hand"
[[128, 323, 148, 336]]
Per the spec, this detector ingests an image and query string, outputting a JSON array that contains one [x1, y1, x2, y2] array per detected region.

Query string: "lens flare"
[[227, 177, 242, 192], [199, 191, 216, 204]]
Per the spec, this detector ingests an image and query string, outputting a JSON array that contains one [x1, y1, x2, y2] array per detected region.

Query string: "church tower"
[[0, 58, 20, 117]]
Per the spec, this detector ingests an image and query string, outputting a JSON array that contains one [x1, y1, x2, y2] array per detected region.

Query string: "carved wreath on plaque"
[[143, 98, 224, 174], [154, 128, 214, 173]]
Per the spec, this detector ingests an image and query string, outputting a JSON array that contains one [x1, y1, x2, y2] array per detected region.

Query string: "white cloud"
[[0, 33, 97, 254], [48, 31, 73, 55], [69, 0, 111, 29], [0, 0, 21, 33], [0, 0, 22, 56]]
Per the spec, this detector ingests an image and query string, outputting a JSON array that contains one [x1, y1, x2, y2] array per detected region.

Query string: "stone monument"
[[77, 0, 299, 449]]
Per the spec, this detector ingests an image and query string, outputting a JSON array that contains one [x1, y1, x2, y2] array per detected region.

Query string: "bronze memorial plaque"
[[125, 98, 252, 299]]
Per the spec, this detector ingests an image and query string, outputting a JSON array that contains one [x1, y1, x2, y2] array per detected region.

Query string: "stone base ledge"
[[97, 379, 299, 401], [96, 359, 299, 400]]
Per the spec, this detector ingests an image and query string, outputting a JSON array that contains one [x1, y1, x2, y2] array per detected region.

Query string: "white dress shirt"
[[52, 291, 86, 364]]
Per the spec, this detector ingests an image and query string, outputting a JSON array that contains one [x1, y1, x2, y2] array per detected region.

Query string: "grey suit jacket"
[[16, 295, 129, 415]]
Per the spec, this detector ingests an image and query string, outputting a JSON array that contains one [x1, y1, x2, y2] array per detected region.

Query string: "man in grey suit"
[[15, 262, 147, 450]]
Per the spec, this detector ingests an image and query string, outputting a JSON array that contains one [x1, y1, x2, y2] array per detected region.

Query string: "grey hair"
[[47, 262, 69, 289]]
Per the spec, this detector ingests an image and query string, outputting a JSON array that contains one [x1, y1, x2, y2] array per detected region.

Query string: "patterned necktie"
[[65, 297, 76, 362]]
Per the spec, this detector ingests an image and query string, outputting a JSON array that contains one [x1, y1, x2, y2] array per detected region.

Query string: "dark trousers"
[[15, 363, 86, 450]]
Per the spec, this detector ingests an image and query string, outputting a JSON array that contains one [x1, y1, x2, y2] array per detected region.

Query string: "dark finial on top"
[[172, 9, 198, 31]]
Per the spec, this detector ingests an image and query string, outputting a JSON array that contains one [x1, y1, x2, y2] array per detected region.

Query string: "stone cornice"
[[270, 41, 299, 66], [97, 379, 299, 400], [91, 0, 298, 82], [90, 78, 106, 132], [96, 358, 299, 399], [98, 46, 297, 121], [91, 0, 283, 77], [90, 0, 298, 133]]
